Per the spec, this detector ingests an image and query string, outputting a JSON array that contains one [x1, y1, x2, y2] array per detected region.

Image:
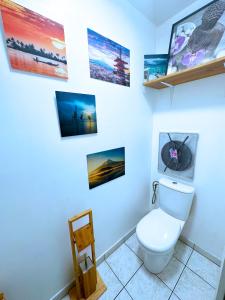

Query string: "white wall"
[[152, 0, 225, 261], [0, 1, 155, 299]]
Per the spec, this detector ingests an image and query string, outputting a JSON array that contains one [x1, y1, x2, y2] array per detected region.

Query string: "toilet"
[[136, 178, 194, 274]]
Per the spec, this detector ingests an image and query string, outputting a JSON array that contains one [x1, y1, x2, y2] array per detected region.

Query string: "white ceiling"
[[127, 0, 198, 25]]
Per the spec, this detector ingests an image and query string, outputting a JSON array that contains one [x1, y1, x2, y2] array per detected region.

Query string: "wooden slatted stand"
[[68, 209, 106, 300], [0, 293, 5, 300]]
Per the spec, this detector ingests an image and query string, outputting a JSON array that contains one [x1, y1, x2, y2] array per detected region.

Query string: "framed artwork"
[[158, 132, 199, 180], [87, 147, 125, 189], [167, 0, 225, 74], [0, 0, 68, 78], [55, 91, 97, 137], [144, 54, 168, 81], [87, 28, 130, 87]]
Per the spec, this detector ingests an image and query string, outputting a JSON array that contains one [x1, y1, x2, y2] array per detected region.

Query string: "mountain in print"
[[88, 159, 125, 189]]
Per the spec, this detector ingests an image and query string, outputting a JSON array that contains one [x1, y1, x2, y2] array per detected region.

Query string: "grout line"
[[105, 256, 143, 298], [179, 238, 194, 249], [124, 242, 144, 262], [184, 246, 216, 286], [104, 240, 142, 300], [124, 237, 174, 292], [169, 248, 193, 296], [168, 291, 180, 300], [155, 274, 173, 292], [170, 246, 216, 298], [171, 265, 186, 296], [124, 287, 134, 300], [106, 239, 216, 299], [125, 241, 185, 296], [171, 292, 182, 300], [168, 292, 172, 300], [185, 265, 216, 290], [156, 255, 185, 294], [123, 263, 144, 287], [105, 260, 125, 287], [113, 288, 126, 300], [123, 243, 176, 295], [174, 255, 187, 265], [173, 255, 186, 267], [186, 247, 194, 266]]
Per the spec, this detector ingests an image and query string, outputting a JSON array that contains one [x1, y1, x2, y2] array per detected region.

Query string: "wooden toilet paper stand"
[[68, 209, 106, 300]]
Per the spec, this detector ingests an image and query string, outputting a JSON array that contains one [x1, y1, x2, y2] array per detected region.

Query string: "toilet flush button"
[[172, 181, 177, 184]]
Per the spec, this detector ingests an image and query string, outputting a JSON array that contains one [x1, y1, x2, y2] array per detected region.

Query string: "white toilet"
[[136, 178, 194, 274]]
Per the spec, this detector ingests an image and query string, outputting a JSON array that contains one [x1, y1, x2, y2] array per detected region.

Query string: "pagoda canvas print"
[[0, 0, 68, 79], [87, 147, 125, 189], [87, 28, 130, 87]]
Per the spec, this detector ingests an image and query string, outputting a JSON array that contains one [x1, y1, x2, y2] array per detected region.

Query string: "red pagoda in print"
[[114, 47, 130, 86]]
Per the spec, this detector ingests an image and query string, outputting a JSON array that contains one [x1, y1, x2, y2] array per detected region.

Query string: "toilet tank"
[[159, 178, 194, 221]]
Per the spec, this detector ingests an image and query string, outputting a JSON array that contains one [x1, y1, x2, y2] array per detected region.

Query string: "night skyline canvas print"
[[87, 147, 125, 189], [87, 28, 130, 86], [55, 91, 97, 137], [0, 0, 68, 79]]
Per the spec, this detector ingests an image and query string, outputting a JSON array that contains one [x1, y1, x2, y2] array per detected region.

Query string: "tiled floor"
[[61, 233, 220, 300]]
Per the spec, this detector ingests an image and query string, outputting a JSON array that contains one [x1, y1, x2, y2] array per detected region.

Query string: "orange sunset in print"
[[0, 0, 68, 78]]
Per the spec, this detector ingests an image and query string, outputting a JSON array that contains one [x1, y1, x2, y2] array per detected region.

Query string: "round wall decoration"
[[158, 132, 199, 180]]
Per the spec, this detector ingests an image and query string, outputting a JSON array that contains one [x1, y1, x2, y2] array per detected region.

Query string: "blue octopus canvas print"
[[167, 0, 225, 74]]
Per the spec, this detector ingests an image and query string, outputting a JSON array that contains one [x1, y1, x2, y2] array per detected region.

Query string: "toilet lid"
[[136, 208, 184, 253]]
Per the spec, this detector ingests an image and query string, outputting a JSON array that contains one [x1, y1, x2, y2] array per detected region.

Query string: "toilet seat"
[[136, 208, 185, 253]]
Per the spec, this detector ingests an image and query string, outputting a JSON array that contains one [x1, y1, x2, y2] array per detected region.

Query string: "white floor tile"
[[174, 267, 215, 300], [106, 243, 142, 285], [158, 257, 185, 290], [125, 233, 144, 260], [97, 261, 123, 300], [169, 293, 180, 300], [187, 250, 220, 288], [115, 288, 132, 300], [174, 240, 193, 264], [126, 265, 171, 300]]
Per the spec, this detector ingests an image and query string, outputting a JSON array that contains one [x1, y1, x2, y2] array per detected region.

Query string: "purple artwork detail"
[[171, 36, 186, 55], [181, 49, 206, 67], [169, 148, 178, 159]]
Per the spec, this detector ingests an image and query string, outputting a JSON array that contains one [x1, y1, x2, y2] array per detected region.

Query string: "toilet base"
[[143, 247, 174, 274]]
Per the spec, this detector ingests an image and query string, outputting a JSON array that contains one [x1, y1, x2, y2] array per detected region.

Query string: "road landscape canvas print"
[[55, 91, 97, 137], [0, 0, 68, 78], [87, 28, 130, 86], [87, 147, 125, 189]]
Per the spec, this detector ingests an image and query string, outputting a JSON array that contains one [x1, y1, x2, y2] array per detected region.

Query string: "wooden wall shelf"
[[144, 57, 225, 89]]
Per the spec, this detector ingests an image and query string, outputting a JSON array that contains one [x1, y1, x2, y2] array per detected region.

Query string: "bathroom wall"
[[0, 1, 155, 299], [151, 0, 225, 261]]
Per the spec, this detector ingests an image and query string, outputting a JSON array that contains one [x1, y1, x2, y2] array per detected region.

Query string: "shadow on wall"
[[148, 73, 225, 112], [182, 193, 197, 238]]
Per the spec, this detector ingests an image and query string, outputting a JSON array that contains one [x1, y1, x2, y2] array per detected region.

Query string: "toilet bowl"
[[136, 178, 194, 274]]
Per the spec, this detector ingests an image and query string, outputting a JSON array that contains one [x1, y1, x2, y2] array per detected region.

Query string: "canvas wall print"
[[144, 54, 168, 81], [55, 91, 97, 137], [87, 28, 130, 87], [87, 147, 125, 189], [167, 0, 225, 74], [0, 0, 68, 78], [158, 133, 199, 180]]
